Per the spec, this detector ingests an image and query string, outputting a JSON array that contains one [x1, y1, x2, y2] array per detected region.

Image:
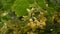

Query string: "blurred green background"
[[0, 0, 60, 34]]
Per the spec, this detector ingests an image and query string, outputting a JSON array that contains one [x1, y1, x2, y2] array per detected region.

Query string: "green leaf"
[[12, 0, 34, 16], [35, 0, 46, 8]]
